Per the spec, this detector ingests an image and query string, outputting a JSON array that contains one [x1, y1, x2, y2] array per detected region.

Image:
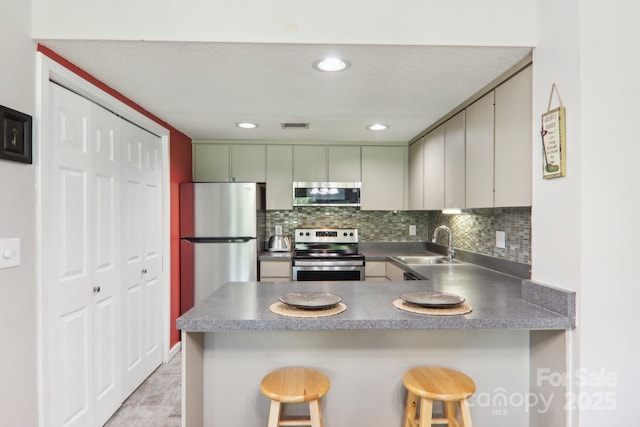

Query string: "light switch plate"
[[0, 238, 20, 269], [496, 231, 506, 249], [409, 225, 416, 236]]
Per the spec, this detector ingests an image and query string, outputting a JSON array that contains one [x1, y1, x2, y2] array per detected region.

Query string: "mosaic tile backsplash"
[[266, 206, 531, 264]]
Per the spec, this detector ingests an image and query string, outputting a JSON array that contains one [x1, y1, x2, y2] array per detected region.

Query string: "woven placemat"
[[393, 299, 473, 316], [269, 302, 347, 318]]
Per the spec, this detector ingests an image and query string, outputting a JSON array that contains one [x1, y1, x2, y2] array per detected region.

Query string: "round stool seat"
[[403, 366, 475, 401], [402, 366, 476, 427], [260, 367, 330, 403], [260, 367, 330, 427]]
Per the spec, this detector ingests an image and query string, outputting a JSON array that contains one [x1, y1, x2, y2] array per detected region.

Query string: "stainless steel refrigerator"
[[180, 182, 265, 312]]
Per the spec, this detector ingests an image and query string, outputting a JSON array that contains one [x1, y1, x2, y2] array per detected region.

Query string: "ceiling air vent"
[[281, 122, 310, 129]]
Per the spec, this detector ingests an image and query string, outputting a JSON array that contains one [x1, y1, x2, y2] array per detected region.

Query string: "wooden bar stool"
[[260, 367, 330, 427], [402, 366, 476, 427]]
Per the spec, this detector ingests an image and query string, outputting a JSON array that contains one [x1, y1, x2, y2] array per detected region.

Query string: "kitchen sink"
[[393, 255, 461, 265]]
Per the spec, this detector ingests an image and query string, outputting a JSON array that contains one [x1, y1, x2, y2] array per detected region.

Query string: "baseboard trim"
[[168, 341, 182, 361]]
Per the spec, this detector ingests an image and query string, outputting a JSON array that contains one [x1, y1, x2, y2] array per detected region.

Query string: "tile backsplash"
[[428, 207, 531, 265], [266, 206, 531, 264]]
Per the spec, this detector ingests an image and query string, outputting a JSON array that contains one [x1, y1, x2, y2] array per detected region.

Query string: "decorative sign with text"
[[541, 101, 566, 179]]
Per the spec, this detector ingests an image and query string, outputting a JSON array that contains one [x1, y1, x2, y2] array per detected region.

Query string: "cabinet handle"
[[93, 286, 101, 293], [142, 268, 148, 274]]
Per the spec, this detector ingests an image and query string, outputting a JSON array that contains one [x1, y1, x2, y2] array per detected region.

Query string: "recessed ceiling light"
[[367, 123, 389, 131], [236, 122, 258, 129], [313, 57, 350, 72]]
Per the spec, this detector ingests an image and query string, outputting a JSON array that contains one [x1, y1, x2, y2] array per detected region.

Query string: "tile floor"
[[104, 352, 181, 427]]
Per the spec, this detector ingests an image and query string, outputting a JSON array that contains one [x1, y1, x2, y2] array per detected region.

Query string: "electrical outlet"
[[496, 231, 506, 249], [409, 225, 416, 236]]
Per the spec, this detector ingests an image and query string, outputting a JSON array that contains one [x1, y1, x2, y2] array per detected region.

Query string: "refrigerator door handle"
[[183, 237, 254, 244]]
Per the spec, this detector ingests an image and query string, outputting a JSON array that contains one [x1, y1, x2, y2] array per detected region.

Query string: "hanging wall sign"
[[541, 84, 566, 179]]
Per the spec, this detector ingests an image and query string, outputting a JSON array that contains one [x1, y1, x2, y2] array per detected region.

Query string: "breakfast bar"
[[177, 263, 574, 426]]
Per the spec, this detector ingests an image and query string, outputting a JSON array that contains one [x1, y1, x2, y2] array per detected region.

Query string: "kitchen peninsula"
[[177, 262, 574, 427]]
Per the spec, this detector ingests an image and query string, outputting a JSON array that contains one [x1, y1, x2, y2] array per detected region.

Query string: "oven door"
[[292, 260, 365, 281]]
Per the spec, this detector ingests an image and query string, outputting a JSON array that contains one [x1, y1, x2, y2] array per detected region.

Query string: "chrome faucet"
[[432, 225, 454, 262]]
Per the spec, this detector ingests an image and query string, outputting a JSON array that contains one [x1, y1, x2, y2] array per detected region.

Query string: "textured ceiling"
[[40, 41, 531, 142]]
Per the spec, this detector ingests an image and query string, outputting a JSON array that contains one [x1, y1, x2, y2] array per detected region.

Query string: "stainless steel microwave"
[[293, 182, 361, 207]]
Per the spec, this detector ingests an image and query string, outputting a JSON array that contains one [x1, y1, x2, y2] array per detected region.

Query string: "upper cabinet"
[[265, 145, 293, 210], [230, 145, 267, 182], [494, 66, 532, 207], [408, 137, 424, 210], [328, 146, 361, 182], [444, 111, 465, 209], [465, 91, 495, 208], [293, 145, 361, 182], [293, 145, 327, 182], [411, 64, 532, 210], [361, 146, 406, 210], [193, 144, 266, 182], [193, 144, 229, 181], [423, 125, 445, 210]]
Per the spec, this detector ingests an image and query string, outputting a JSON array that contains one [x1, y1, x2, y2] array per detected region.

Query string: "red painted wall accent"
[[38, 44, 192, 349]]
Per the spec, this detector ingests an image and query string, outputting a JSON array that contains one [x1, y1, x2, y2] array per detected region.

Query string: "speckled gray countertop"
[[176, 262, 574, 332]]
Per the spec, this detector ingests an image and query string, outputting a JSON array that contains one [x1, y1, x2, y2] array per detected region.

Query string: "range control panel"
[[294, 228, 358, 244]]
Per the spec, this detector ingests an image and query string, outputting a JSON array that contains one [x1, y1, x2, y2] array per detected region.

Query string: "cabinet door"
[[465, 92, 495, 208], [385, 262, 406, 281], [266, 145, 293, 210], [230, 144, 266, 182], [259, 260, 291, 281], [408, 138, 424, 210], [444, 111, 466, 209], [423, 126, 445, 210], [193, 144, 229, 181], [365, 261, 386, 281], [494, 66, 532, 207], [328, 146, 361, 181], [293, 145, 327, 182], [361, 146, 406, 210]]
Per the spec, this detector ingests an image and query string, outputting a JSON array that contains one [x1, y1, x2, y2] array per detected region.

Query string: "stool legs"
[[402, 396, 472, 427], [403, 391, 418, 427], [309, 399, 322, 427], [444, 402, 458, 426], [268, 401, 282, 427], [267, 400, 322, 427], [458, 400, 472, 427], [418, 398, 433, 427]]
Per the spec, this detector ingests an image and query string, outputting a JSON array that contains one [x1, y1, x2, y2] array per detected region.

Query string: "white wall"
[[533, 0, 640, 425], [0, 1, 38, 426], [579, 1, 640, 425], [32, 0, 536, 46]]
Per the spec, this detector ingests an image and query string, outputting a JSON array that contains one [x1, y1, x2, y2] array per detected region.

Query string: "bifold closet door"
[[44, 83, 123, 427], [121, 120, 163, 397]]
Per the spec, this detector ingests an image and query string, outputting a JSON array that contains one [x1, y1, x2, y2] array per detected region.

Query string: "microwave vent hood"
[[293, 182, 361, 207]]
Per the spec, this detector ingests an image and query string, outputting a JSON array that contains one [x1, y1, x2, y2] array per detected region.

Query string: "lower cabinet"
[[385, 262, 407, 281], [364, 260, 412, 281], [259, 260, 292, 281], [364, 261, 387, 281]]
